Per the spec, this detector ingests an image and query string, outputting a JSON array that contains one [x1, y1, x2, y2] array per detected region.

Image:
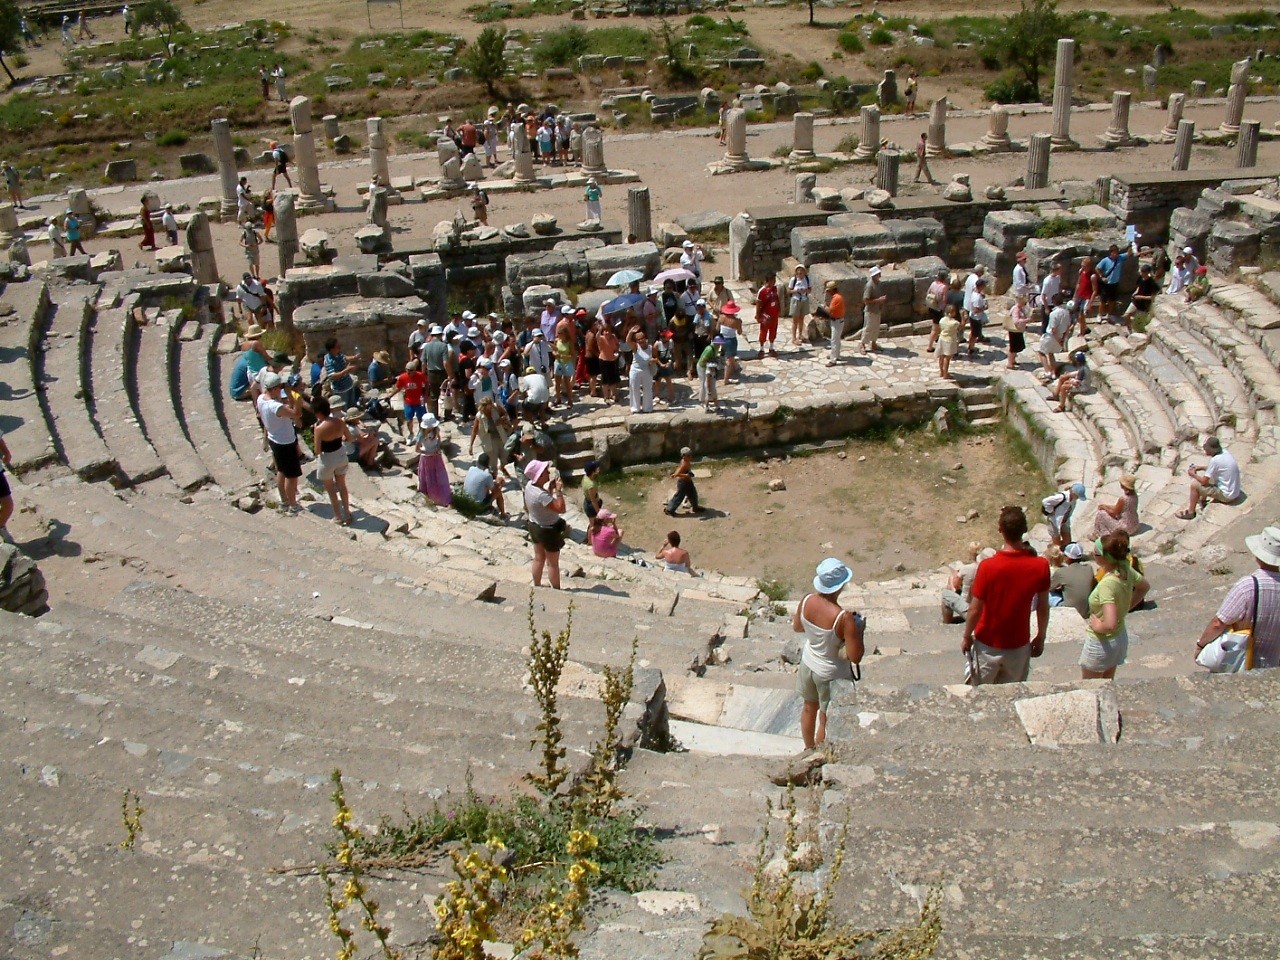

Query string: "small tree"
[[808, 0, 816, 26], [993, 0, 1065, 101], [462, 26, 506, 100], [133, 0, 186, 46], [0, 0, 22, 86]]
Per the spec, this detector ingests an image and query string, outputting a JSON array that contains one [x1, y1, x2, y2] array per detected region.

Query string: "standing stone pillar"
[[289, 96, 325, 211], [1152, 44, 1167, 68], [1220, 59, 1250, 135], [875, 150, 901, 197], [185, 212, 218, 285], [274, 191, 298, 278], [794, 173, 816, 204], [322, 115, 340, 142], [789, 112, 815, 160], [1026, 133, 1051, 189], [211, 117, 239, 221], [722, 108, 750, 169], [980, 104, 1011, 151], [366, 117, 399, 202], [511, 124, 536, 184], [68, 188, 94, 237], [877, 69, 898, 107], [1172, 120, 1195, 171], [1050, 38, 1077, 148], [853, 105, 880, 160], [1143, 65, 1157, 93], [436, 138, 465, 191], [627, 185, 652, 242], [1160, 93, 1186, 142], [0, 203, 20, 246], [925, 98, 948, 157], [581, 125, 608, 176], [1190, 79, 1207, 99], [1236, 120, 1261, 168], [1100, 91, 1134, 147]]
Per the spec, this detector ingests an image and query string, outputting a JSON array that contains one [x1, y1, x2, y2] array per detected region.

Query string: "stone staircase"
[[3, 263, 1280, 958]]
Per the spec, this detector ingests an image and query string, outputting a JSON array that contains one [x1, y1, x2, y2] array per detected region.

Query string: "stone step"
[[132, 315, 212, 492], [87, 306, 169, 487], [1000, 372, 1100, 491], [0, 618, 615, 800], [1185, 301, 1280, 418], [1085, 348, 1180, 460], [2, 741, 437, 958], [175, 322, 258, 494], [1129, 339, 1217, 442], [0, 278, 58, 473], [33, 290, 118, 482], [963, 401, 999, 419], [1150, 310, 1252, 435], [210, 345, 276, 473], [1211, 280, 1280, 336]]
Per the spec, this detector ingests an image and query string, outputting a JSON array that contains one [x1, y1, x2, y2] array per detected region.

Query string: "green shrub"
[[800, 60, 824, 82], [837, 30, 864, 53], [686, 13, 715, 28], [1036, 215, 1077, 238], [984, 73, 1038, 103], [532, 25, 589, 70], [869, 27, 894, 45], [156, 129, 188, 146]]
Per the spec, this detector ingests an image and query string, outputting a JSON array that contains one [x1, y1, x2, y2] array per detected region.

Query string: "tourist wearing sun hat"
[[793, 558, 865, 750], [584, 176, 602, 223], [680, 239, 705, 283], [523, 459, 567, 589], [862, 266, 886, 354], [1196, 526, 1280, 670], [1092, 473, 1141, 540]]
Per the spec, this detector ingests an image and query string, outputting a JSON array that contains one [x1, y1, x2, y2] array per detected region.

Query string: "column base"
[[1049, 137, 1079, 150], [581, 165, 609, 178], [925, 145, 946, 158], [980, 135, 1012, 151], [852, 146, 878, 160], [219, 201, 238, 222], [787, 149, 815, 162], [1098, 132, 1137, 148], [1156, 127, 1180, 143], [1219, 124, 1241, 136], [295, 195, 331, 214]]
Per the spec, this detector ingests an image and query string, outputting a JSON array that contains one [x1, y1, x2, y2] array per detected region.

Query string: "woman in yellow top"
[[1080, 530, 1140, 679], [552, 324, 576, 408]]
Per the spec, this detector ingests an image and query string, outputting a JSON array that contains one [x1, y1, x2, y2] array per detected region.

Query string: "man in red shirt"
[[963, 506, 1050, 684], [755, 274, 781, 360], [459, 119, 479, 157], [388, 360, 428, 439]]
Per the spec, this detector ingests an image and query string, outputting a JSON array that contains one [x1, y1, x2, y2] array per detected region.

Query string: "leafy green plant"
[[0, 0, 22, 85], [463, 25, 507, 99], [757, 578, 789, 603], [985, 0, 1064, 99], [1035, 215, 1077, 239], [837, 29, 864, 53], [156, 129, 188, 147], [869, 27, 894, 45], [451, 489, 488, 519], [984, 72, 1038, 104], [800, 61, 825, 83], [532, 25, 589, 71], [526, 597, 572, 795]]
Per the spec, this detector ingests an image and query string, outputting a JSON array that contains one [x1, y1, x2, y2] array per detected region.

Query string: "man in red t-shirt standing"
[[755, 274, 781, 360], [388, 360, 428, 440], [963, 506, 1050, 684]]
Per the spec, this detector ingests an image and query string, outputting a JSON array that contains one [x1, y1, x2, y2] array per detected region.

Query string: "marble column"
[[367, 117, 399, 201], [581, 125, 608, 176], [853, 105, 880, 160], [1050, 38, 1077, 148], [789, 112, 815, 160], [274, 191, 298, 277], [185, 211, 218, 285], [1100, 91, 1133, 147], [795, 173, 816, 204], [875, 150, 900, 196], [1236, 119, 1260, 168], [1143, 65, 1157, 92], [722, 108, 749, 168], [1220, 59, 1250, 135], [1160, 93, 1186, 142], [322, 115, 340, 142], [925, 98, 947, 157], [1190, 79, 1207, 99], [1026, 133, 1051, 189], [1172, 120, 1195, 171], [289, 96, 325, 211], [627, 185, 651, 241], [211, 118, 238, 221], [511, 124, 535, 183], [981, 104, 1011, 151]]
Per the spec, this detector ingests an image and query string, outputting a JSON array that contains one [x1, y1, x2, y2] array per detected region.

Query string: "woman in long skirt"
[[416, 414, 452, 507]]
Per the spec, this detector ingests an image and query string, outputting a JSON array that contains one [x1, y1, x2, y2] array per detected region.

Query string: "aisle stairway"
[[3, 264, 1280, 958]]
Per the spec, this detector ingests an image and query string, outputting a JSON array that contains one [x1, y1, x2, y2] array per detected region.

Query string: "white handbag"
[[1196, 577, 1258, 674]]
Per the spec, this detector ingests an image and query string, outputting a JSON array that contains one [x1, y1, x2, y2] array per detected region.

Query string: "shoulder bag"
[[1196, 576, 1259, 673]]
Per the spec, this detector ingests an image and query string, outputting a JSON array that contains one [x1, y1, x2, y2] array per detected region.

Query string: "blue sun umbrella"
[[601, 292, 646, 316]]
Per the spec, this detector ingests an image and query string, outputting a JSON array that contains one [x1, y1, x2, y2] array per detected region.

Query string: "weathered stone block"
[[357, 271, 416, 299], [1015, 688, 1120, 746], [583, 242, 661, 286]]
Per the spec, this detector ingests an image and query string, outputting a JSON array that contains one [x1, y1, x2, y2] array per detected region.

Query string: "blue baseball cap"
[[1070, 482, 1087, 500]]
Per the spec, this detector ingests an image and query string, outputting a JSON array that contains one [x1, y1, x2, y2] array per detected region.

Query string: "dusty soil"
[[598, 427, 1052, 593]]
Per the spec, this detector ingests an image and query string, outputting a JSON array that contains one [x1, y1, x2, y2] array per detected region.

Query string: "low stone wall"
[[0, 544, 48, 617], [1108, 167, 1280, 243], [595, 380, 965, 466], [730, 189, 1061, 284]]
